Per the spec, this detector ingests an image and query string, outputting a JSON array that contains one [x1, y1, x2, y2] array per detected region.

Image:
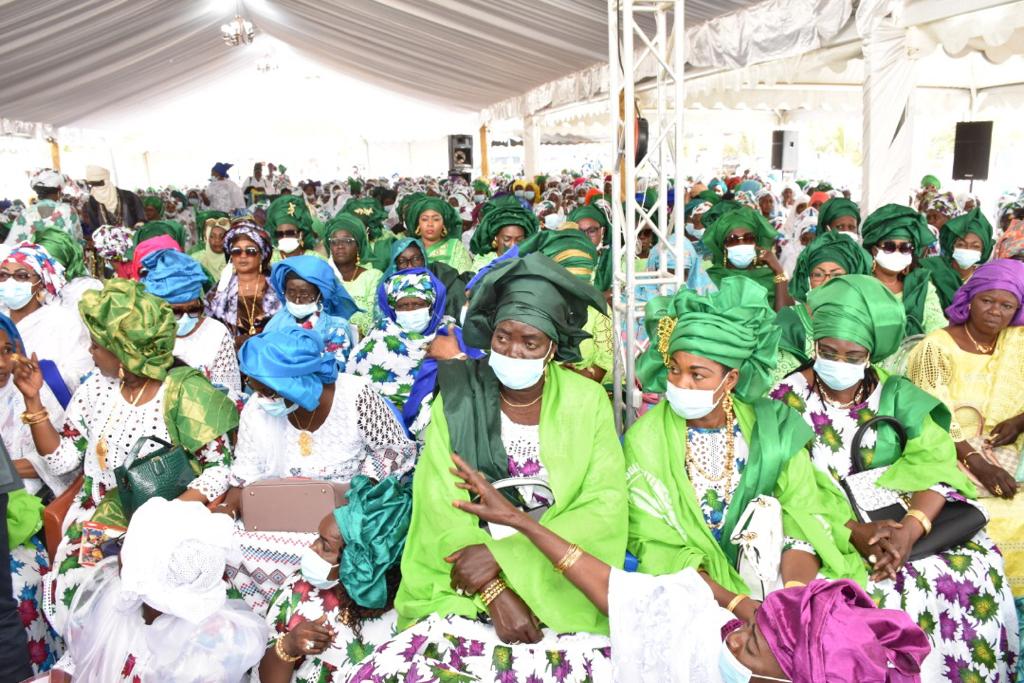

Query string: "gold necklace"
[[814, 375, 863, 409], [963, 324, 994, 354], [293, 405, 319, 457], [500, 391, 543, 409], [96, 378, 151, 471], [240, 281, 263, 335], [685, 395, 737, 490]]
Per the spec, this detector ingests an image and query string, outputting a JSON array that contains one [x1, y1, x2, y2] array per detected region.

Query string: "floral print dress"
[[770, 371, 1019, 682], [11, 538, 63, 674]]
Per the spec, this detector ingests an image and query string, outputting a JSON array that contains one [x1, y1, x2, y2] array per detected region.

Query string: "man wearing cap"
[[203, 162, 246, 214]]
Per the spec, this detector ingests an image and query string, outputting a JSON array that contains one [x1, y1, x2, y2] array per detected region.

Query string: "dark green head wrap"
[[701, 206, 779, 265], [637, 277, 780, 401], [35, 227, 86, 279], [142, 195, 164, 217], [808, 274, 906, 363], [462, 253, 606, 363], [340, 197, 388, 241], [265, 195, 316, 249], [347, 177, 363, 195], [196, 210, 230, 244], [817, 198, 861, 232], [397, 192, 425, 225], [407, 196, 463, 239], [860, 204, 933, 258], [697, 190, 721, 205], [322, 213, 372, 262], [788, 231, 873, 302], [471, 196, 540, 256], [566, 204, 611, 244], [939, 207, 994, 260], [700, 199, 743, 231], [518, 229, 598, 281], [133, 220, 187, 249], [78, 279, 176, 381], [472, 179, 491, 196]]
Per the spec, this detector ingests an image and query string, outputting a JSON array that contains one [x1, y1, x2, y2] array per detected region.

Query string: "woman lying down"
[[353, 454, 932, 683]]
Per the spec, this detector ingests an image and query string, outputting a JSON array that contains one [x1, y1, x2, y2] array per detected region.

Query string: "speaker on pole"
[[771, 130, 798, 171], [448, 134, 473, 173], [952, 121, 993, 181]]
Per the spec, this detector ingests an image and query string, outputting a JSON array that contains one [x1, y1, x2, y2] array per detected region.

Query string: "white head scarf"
[[29, 168, 63, 191], [85, 165, 119, 212]]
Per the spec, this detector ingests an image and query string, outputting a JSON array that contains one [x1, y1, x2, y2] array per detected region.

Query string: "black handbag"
[[841, 415, 987, 562], [114, 436, 197, 520]]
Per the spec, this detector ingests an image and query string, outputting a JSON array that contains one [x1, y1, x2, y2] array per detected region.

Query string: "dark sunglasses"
[[878, 241, 914, 254], [276, 229, 300, 238], [230, 246, 261, 257], [724, 233, 757, 246], [0, 270, 38, 283]]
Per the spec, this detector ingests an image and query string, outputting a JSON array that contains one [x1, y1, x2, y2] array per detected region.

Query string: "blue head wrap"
[[238, 327, 338, 410], [381, 237, 428, 281], [269, 255, 360, 320], [141, 250, 208, 304], [212, 162, 233, 178], [0, 313, 23, 352]]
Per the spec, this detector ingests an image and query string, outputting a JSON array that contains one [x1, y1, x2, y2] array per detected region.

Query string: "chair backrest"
[[44, 475, 84, 563]]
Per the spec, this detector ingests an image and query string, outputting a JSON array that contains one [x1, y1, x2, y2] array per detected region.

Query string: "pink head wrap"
[[130, 235, 183, 281]]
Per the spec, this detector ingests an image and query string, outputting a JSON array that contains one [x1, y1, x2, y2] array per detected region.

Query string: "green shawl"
[[162, 366, 239, 453], [704, 264, 778, 307], [624, 398, 866, 593], [395, 363, 627, 634], [900, 268, 934, 337], [776, 304, 813, 364], [919, 257, 962, 310]]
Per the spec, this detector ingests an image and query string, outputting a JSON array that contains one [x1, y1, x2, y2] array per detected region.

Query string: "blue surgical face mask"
[[489, 341, 552, 390], [0, 281, 36, 310], [813, 355, 867, 391], [286, 300, 320, 320], [727, 244, 757, 269], [720, 639, 790, 683], [176, 313, 199, 337], [664, 373, 728, 420], [257, 395, 299, 418], [395, 307, 432, 334], [951, 248, 982, 269], [299, 546, 339, 590], [685, 222, 705, 239]]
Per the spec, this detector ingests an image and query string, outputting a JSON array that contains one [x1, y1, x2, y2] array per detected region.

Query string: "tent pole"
[[479, 124, 490, 178], [47, 137, 61, 171]]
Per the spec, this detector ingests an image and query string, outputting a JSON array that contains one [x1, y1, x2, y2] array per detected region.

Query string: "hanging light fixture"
[[221, 0, 255, 47]]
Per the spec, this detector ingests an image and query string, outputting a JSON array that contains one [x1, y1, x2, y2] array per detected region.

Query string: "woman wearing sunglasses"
[[265, 195, 328, 265], [861, 204, 946, 337], [204, 220, 282, 350], [190, 210, 232, 280]]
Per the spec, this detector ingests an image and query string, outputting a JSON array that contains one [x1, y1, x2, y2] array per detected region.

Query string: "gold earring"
[[118, 365, 125, 380], [441, 226, 448, 238], [414, 225, 421, 236]]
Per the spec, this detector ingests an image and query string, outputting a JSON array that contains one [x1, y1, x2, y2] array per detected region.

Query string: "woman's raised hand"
[[450, 453, 525, 529], [11, 352, 44, 400]]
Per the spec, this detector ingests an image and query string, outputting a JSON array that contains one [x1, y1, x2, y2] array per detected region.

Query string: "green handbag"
[[114, 436, 197, 520]]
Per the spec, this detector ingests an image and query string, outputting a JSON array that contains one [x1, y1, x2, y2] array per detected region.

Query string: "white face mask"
[[664, 373, 728, 420], [838, 229, 862, 244], [727, 243, 757, 269], [873, 249, 912, 273], [286, 300, 320, 320], [277, 237, 301, 254], [813, 356, 867, 391], [524, 190, 535, 200], [951, 248, 982, 269], [514, 190, 525, 199], [0, 281, 36, 310], [474, 193, 486, 203], [395, 307, 432, 334], [685, 222, 705, 239], [544, 213, 565, 230], [299, 546, 339, 590], [719, 640, 791, 683], [489, 341, 552, 390]]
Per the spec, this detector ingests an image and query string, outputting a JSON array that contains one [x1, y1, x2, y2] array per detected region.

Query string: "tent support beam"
[[479, 124, 490, 177]]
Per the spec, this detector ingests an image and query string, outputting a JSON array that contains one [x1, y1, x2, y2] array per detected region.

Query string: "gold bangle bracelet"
[[555, 543, 583, 574], [726, 594, 749, 613], [773, 273, 789, 284], [20, 409, 48, 425], [904, 508, 932, 536], [784, 581, 807, 589], [274, 635, 301, 663], [480, 578, 507, 607]]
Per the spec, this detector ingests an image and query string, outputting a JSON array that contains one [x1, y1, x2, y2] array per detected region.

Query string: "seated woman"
[[359, 453, 932, 683], [12, 279, 238, 633], [338, 196, 393, 272], [393, 252, 624, 680], [701, 205, 793, 310], [921, 208, 995, 309], [60, 498, 266, 682], [468, 195, 539, 272], [908, 259, 1024, 641], [771, 274, 1018, 681], [567, 203, 614, 293], [405, 196, 473, 273], [0, 243, 94, 395], [265, 195, 326, 263], [379, 236, 469, 320], [816, 196, 863, 242], [626, 278, 861, 622], [861, 204, 947, 336], [266, 255, 359, 368], [258, 476, 409, 683], [34, 228, 102, 311], [322, 213, 383, 337], [141, 249, 242, 399], [219, 327, 415, 613], [189, 211, 231, 280], [772, 230, 873, 382], [205, 220, 282, 350]]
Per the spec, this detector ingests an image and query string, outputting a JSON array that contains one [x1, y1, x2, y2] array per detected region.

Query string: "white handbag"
[[730, 495, 784, 601], [483, 476, 553, 540]]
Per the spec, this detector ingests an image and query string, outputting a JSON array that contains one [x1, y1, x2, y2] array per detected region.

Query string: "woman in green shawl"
[[701, 206, 793, 310], [12, 278, 238, 633], [340, 196, 393, 272], [321, 213, 382, 336], [768, 275, 1016, 682], [406, 196, 473, 274], [771, 231, 873, 382], [861, 204, 946, 336], [920, 208, 995, 309], [625, 278, 860, 623], [394, 253, 624, 679], [469, 195, 539, 271], [567, 203, 613, 292], [264, 195, 326, 263], [189, 211, 231, 280], [816, 197, 862, 241]]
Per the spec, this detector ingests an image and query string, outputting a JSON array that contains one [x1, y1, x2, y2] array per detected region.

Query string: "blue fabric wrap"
[[237, 327, 338, 411], [141, 250, 207, 304], [270, 255, 361, 320], [465, 244, 520, 293]]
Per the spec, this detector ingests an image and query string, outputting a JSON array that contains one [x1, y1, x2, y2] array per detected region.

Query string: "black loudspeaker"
[[771, 130, 798, 171], [448, 134, 473, 170], [952, 121, 993, 181]]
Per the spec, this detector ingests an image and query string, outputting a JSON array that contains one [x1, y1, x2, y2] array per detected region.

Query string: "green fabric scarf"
[[776, 304, 813, 364], [920, 256, 962, 310], [7, 489, 43, 549], [704, 264, 779, 308], [162, 366, 239, 453], [900, 268, 934, 337]]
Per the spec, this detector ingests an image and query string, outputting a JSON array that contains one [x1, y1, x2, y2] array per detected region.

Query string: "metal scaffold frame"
[[608, 0, 686, 432]]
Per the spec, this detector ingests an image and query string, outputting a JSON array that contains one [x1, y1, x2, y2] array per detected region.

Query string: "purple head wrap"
[[756, 579, 930, 683], [945, 258, 1024, 326]]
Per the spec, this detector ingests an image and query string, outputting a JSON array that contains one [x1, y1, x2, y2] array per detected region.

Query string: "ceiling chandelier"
[[221, 14, 255, 46]]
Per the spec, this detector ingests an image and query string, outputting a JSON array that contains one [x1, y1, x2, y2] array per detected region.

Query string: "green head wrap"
[[322, 213, 372, 262], [397, 192, 425, 225], [637, 277, 780, 401], [817, 198, 861, 232], [78, 279, 175, 381], [196, 210, 230, 244], [133, 220, 187, 249], [35, 227, 86, 279], [265, 195, 316, 249], [939, 207, 994, 260], [407, 196, 463, 239], [566, 204, 611, 245], [471, 196, 540, 256], [334, 475, 412, 609], [462, 253, 606, 363], [700, 199, 743, 231], [347, 177, 363, 194], [921, 174, 941, 189], [142, 196, 165, 217], [701, 206, 779, 265], [808, 274, 906, 363], [697, 190, 721, 205], [518, 229, 598, 281], [341, 197, 388, 241], [472, 179, 490, 196], [860, 204, 934, 258], [788, 231, 873, 302]]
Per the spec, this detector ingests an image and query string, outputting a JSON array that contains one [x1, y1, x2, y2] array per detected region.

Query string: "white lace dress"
[[501, 412, 551, 508], [5, 304, 95, 394], [173, 317, 242, 399]]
